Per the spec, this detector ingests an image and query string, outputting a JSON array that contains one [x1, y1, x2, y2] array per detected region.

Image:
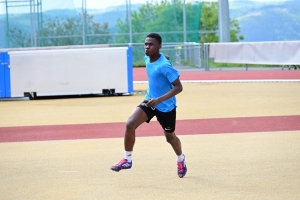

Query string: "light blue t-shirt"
[[144, 53, 180, 112]]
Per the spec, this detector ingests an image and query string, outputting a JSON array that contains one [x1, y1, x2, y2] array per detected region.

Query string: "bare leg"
[[110, 107, 148, 172], [165, 131, 187, 178], [124, 107, 148, 151], [164, 131, 182, 156]]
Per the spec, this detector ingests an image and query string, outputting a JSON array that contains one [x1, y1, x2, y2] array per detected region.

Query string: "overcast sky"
[[0, 0, 292, 14], [77, 0, 291, 10]]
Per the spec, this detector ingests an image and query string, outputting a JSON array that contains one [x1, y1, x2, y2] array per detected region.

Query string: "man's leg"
[[110, 107, 148, 172], [164, 131, 182, 156], [164, 131, 187, 178], [124, 107, 148, 151]]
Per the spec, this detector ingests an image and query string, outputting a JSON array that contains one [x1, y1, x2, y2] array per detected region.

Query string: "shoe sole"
[[110, 166, 131, 172], [178, 167, 187, 178], [110, 168, 121, 172]]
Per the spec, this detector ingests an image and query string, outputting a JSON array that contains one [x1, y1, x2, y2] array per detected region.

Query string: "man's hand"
[[145, 98, 161, 108]]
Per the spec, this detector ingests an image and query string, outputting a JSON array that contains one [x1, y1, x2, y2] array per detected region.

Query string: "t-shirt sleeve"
[[160, 63, 180, 83]]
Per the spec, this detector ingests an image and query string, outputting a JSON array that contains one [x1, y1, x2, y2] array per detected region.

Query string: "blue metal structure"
[[0, 52, 11, 98], [127, 46, 133, 93]]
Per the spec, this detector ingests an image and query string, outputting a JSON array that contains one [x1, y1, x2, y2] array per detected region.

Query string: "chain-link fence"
[[161, 42, 202, 68], [0, 0, 205, 68], [111, 42, 203, 68], [0, 0, 202, 48]]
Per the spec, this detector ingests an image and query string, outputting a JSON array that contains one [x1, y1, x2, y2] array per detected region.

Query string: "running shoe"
[[177, 154, 187, 178], [110, 158, 132, 172]]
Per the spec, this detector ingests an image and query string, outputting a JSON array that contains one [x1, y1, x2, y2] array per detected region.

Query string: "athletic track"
[[1, 68, 300, 143]]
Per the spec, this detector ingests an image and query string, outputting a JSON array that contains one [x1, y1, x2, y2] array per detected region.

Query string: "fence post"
[[204, 43, 210, 71]]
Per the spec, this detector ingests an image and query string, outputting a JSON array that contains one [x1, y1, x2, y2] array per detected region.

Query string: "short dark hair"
[[146, 33, 162, 44]]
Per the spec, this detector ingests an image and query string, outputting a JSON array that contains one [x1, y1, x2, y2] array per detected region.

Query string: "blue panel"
[[127, 46, 133, 93], [4, 53, 11, 97], [0, 53, 5, 98], [0, 52, 11, 98]]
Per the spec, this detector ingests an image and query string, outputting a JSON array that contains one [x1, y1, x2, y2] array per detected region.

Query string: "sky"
[[77, 0, 291, 10], [74, 0, 201, 10], [0, 0, 292, 14]]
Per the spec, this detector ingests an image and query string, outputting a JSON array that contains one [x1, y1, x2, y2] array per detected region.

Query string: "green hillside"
[[230, 0, 300, 41]]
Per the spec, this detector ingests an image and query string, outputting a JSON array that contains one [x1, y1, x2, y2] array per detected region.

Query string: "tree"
[[200, 2, 243, 43], [115, 0, 199, 44], [40, 13, 110, 46], [8, 13, 110, 47], [230, 19, 244, 42], [115, 1, 244, 44], [115, 0, 202, 64], [8, 28, 31, 48]]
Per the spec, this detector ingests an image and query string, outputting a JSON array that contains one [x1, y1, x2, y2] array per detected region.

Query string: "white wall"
[[9, 47, 131, 97]]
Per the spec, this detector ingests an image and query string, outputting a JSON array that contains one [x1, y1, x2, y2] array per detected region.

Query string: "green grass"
[[133, 60, 145, 67], [181, 60, 195, 67], [133, 58, 282, 68], [208, 58, 281, 68]]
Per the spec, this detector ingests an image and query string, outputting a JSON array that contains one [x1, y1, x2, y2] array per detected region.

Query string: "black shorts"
[[138, 102, 176, 133]]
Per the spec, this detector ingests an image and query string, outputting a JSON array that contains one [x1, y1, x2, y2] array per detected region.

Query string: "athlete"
[[110, 33, 187, 178]]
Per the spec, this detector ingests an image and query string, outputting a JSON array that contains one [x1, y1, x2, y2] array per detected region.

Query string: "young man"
[[110, 33, 187, 178]]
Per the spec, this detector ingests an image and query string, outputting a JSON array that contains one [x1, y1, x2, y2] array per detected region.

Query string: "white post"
[[30, 0, 33, 47], [82, 0, 86, 45], [218, 0, 230, 42], [183, 0, 187, 59], [33, 0, 37, 47], [128, 0, 132, 44]]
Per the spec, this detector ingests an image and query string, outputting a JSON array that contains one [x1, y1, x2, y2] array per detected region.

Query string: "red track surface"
[[133, 68, 300, 81], [1, 115, 300, 143], [1, 69, 299, 143]]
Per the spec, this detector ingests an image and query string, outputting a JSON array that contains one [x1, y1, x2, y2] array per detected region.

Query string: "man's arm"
[[146, 78, 183, 107]]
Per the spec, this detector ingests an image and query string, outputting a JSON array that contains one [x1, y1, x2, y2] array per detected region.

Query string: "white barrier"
[[3, 46, 133, 98], [209, 41, 300, 65]]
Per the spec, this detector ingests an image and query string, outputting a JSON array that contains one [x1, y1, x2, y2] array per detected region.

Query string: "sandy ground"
[[0, 82, 300, 200], [0, 82, 299, 127]]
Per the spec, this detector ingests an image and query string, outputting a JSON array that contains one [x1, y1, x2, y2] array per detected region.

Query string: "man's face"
[[144, 37, 161, 56]]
